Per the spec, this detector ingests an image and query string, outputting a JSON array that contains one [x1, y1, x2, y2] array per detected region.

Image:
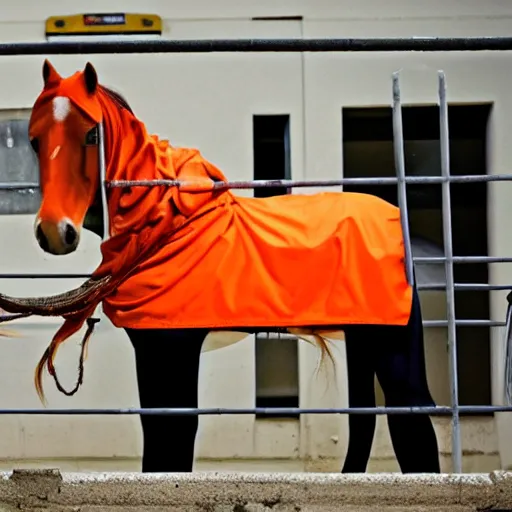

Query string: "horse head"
[[30, 59, 135, 255]]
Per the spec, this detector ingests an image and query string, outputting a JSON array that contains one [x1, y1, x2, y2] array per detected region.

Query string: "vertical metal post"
[[391, 72, 415, 287], [98, 122, 110, 241], [438, 70, 462, 473], [504, 292, 512, 405]]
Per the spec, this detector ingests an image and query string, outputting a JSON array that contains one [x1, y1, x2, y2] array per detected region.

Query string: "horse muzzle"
[[35, 218, 80, 255]]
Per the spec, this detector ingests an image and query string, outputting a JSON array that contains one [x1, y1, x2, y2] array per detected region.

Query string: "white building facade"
[[0, 0, 509, 473]]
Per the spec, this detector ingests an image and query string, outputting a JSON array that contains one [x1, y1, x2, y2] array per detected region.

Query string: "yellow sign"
[[45, 13, 162, 39]]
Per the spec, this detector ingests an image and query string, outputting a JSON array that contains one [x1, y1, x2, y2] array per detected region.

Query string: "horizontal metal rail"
[[2, 37, 512, 56], [0, 273, 93, 279], [3, 174, 512, 192], [257, 327, 503, 343], [0, 273, 506, 290], [0, 182, 38, 190], [0, 314, 501, 327], [107, 174, 512, 188], [0, 405, 508, 415], [421, 283, 512, 291], [0, 260, 510, 281], [422, 320, 504, 327], [415, 256, 512, 264]]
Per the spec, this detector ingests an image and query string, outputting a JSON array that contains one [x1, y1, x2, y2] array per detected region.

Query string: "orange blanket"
[[105, 183, 413, 330], [86, 138, 413, 330], [5, 65, 413, 400]]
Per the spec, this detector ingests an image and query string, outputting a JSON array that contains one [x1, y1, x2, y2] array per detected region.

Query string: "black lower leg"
[[376, 288, 441, 473], [341, 411, 377, 473], [342, 330, 378, 473], [387, 414, 440, 473], [125, 327, 208, 472]]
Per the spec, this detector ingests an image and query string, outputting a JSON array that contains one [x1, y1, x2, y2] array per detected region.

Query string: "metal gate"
[[1, 36, 512, 474]]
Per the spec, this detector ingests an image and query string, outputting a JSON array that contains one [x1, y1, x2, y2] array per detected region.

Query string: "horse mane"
[[82, 84, 135, 239], [100, 85, 134, 115]]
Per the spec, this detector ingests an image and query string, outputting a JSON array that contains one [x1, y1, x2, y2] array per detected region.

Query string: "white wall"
[[0, 0, 509, 471]]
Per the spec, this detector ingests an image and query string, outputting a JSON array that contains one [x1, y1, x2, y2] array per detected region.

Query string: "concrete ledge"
[[1, 469, 512, 511]]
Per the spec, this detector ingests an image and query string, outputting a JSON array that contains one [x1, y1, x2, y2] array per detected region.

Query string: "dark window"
[[253, 114, 298, 418], [342, 104, 492, 411], [0, 115, 40, 215], [253, 114, 291, 198], [255, 334, 299, 419]]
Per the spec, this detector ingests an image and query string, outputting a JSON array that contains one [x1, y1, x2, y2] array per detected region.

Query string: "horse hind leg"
[[291, 325, 378, 473], [377, 348, 440, 473], [374, 288, 441, 473]]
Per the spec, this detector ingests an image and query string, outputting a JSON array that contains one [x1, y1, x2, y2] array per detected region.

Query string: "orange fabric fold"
[[30, 69, 413, 392], [103, 189, 413, 329]]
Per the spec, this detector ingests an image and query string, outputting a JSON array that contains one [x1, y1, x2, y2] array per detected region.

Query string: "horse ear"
[[83, 62, 98, 94], [42, 59, 62, 86]]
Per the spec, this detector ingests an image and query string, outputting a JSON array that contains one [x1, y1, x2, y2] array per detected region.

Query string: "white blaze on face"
[[50, 96, 69, 159], [52, 96, 71, 122]]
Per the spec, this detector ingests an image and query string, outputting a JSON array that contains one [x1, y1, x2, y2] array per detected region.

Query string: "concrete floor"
[[1, 468, 511, 511], [0, 452, 501, 474]]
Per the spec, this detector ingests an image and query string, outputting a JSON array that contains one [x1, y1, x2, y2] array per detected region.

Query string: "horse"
[[0, 60, 440, 474]]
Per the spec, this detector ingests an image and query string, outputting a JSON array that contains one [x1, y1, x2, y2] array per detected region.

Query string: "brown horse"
[[0, 60, 440, 473]]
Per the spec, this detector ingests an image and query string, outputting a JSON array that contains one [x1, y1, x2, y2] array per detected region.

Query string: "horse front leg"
[[125, 327, 208, 472], [341, 325, 378, 473]]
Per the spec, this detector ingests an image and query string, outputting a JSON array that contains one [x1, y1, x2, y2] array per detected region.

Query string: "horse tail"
[[311, 333, 336, 371], [287, 328, 339, 376], [504, 292, 512, 406]]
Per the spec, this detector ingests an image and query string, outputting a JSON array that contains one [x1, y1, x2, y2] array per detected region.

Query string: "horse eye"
[[85, 127, 98, 146], [30, 137, 39, 154]]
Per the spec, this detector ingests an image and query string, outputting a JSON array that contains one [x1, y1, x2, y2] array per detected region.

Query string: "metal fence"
[[2, 36, 512, 474]]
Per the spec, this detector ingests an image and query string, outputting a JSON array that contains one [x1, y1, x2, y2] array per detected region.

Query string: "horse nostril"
[[36, 224, 49, 252], [64, 223, 78, 246]]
